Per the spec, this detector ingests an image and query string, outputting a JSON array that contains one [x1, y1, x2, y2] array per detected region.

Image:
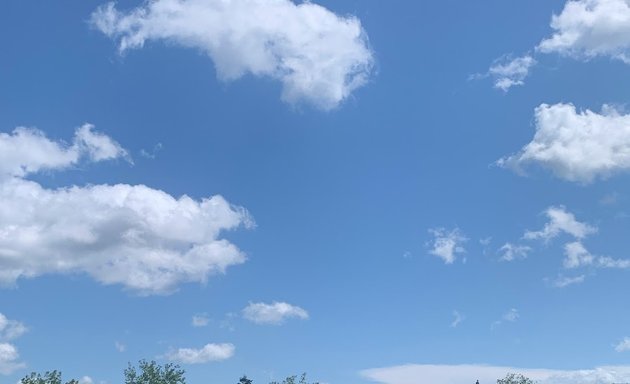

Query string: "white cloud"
[[242, 301, 309, 325], [551, 274, 586, 288], [598, 255, 630, 269], [450, 310, 464, 328], [91, 0, 374, 110], [616, 337, 630, 352], [79, 376, 94, 384], [0, 343, 24, 375], [0, 124, 127, 179], [164, 343, 235, 364], [488, 55, 537, 91], [499, 103, 630, 183], [361, 364, 630, 384], [0, 313, 26, 375], [498, 243, 531, 261], [192, 314, 210, 327], [538, 0, 630, 63], [0, 314, 27, 341], [0, 124, 252, 294], [524, 206, 596, 242], [427, 228, 467, 264], [563, 241, 630, 269]]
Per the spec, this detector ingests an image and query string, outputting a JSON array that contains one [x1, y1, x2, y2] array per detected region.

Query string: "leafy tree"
[[20, 371, 78, 384], [270, 373, 318, 384], [124, 360, 186, 384], [239, 376, 253, 384], [497, 373, 535, 384]]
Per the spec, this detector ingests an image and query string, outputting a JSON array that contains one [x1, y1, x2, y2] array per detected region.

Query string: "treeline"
[[19, 360, 319, 384]]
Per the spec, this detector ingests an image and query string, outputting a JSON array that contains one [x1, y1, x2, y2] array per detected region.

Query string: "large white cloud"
[[499, 103, 630, 183], [538, 0, 630, 63], [0, 125, 252, 294], [164, 343, 235, 364], [361, 364, 630, 384], [242, 301, 309, 325], [91, 0, 374, 110]]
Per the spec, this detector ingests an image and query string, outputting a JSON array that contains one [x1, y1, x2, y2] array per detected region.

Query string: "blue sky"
[[2, 1, 630, 383]]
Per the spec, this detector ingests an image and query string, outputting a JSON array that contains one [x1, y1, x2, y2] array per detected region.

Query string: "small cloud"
[[79, 376, 94, 384], [451, 310, 464, 328], [192, 314, 210, 327], [524, 206, 596, 243], [164, 343, 235, 364], [616, 337, 630, 352], [114, 341, 126, 352], [242, 302, 309, 325], [492, 308, 519, 329], [426, 228, 467, 264], [488, 54, 537, 91], [140, 143, 163, 159], [551, 274, 586, 288], [498, 243, 531, 262]]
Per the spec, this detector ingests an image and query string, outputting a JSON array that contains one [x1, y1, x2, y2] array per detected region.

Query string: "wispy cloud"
[[523, 206, 596, 242], [450, 311, 464, 328], [492, 308, 519, 329], [192, 314, 210, 327]]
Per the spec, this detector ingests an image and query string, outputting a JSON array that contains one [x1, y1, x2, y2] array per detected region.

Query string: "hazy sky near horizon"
[[2, 1, 630, 384]]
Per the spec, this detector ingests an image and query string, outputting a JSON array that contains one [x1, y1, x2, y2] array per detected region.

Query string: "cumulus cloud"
[[427, 228, 467, 264], [91, 0, 374, 110], [524, 206, 596, 242], [361, 364, 630, 384], [79, 376, 94, 384], [498, 243, 531, 261], [499, 103, 630, 183], [164, 343, 235, 364], [242, 301, 309, 325], [0, 124, 252, 294], [487, 55, 537, 91], [0, 313, 26, 375], [616, 337, 630, 352], [538, 0, 630, 63]]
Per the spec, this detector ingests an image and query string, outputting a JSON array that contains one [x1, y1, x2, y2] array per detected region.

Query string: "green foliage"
[[239, 376, 253, 384], [20, 371, 78, 384], [270, 373, 318, 384], [497, 373, 536, 384], [124, 360, 186, 384]]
